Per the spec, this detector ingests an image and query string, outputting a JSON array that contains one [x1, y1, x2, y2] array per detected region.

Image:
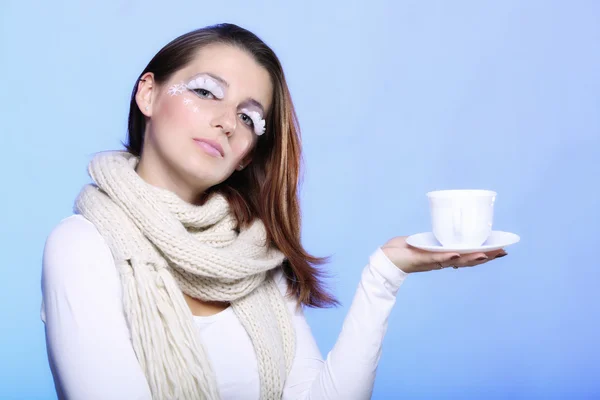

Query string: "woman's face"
[[136, 43, 273, 199]]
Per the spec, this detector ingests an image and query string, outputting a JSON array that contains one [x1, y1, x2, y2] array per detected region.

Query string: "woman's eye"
[[240, 113, 254, 127], [193, 88, 214, 99]]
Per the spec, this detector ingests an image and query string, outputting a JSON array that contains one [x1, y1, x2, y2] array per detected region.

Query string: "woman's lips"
[[193, 138, 224, 158]]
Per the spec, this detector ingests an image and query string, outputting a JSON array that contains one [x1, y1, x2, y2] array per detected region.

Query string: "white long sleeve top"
[[41, 215, 408, 400]]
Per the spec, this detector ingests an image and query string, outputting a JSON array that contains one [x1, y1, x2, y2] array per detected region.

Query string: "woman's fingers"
[[429, 252, 461, 269], [390, 237, 508, 273], [451, 249, 508, 269], [488, 249, 508, 259], [422, 252, 461, 270]]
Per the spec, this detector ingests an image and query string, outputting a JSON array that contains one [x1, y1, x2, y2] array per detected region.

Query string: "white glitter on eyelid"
[[241, 108, 266, 136], [186, 76, 225, 99]]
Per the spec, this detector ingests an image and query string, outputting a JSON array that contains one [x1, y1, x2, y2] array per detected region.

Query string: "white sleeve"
[[280, 248, 408, 400], [41, 215, 152, 400]]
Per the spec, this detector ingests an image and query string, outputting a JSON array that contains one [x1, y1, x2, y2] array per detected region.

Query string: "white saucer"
[[406, 231, 520, 254]]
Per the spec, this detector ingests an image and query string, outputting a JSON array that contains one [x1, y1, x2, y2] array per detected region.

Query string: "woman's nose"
[[211, 110, 237, 136]]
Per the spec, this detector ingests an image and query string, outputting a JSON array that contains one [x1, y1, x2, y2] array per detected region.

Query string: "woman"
[[41, 23, 507, 400]]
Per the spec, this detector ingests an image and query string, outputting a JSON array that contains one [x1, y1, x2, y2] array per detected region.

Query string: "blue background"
[[1, 0, 599, 398]]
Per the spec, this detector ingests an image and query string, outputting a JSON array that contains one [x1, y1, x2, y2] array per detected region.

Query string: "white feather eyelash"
[[242, 109, 266, 136], [185, 77, 225, 99]]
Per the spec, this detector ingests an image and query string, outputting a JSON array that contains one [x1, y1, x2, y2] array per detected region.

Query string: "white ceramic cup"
[[427, 189, 496, 248]]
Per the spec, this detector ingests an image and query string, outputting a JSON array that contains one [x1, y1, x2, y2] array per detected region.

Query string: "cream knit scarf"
[[74, 151, 295, 399]]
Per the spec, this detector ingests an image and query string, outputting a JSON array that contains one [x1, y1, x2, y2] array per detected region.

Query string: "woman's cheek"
[[161, 95, 208, 133], [231, 133, 255, 160], [165, 94, 192, 121]]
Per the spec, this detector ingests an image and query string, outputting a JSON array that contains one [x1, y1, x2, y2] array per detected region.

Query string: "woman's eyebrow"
[[240, 98, 265, 116]]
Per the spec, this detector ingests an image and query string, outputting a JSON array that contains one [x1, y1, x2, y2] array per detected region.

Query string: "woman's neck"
[[135, 147, 207, 205]]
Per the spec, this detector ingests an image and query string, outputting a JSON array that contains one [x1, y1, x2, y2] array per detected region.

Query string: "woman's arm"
[[41, 215, 152, 400], [278, 248, 407, 400]]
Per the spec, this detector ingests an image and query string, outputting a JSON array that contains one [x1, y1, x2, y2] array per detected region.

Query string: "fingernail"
[[495, 253, 507, 259], [450, 255, 460, 260], [476, 256, 488, 261]]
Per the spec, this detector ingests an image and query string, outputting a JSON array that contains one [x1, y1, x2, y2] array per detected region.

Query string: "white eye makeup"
[[167, 75, 225, 99], [185, 76, 225, 99], [167, 83, 186, 96], [166, 73, 266, 135], [240, 109, 266, 136]]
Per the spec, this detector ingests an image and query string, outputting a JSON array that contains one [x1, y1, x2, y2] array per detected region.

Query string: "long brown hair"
[[124, 23, 338, 308]]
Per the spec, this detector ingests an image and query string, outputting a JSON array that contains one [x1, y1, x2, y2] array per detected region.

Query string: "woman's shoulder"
[[42, 214, 119, 294], [47, 213, 99, 235], [44, 214, 111, 259]]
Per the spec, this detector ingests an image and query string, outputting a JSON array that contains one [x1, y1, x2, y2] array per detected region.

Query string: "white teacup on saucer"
[[406, 189, 520, 254], [428, 189, 496, 248]]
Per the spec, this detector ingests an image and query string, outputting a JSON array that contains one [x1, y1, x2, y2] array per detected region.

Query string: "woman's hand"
[[381, 236, 507, 273]]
